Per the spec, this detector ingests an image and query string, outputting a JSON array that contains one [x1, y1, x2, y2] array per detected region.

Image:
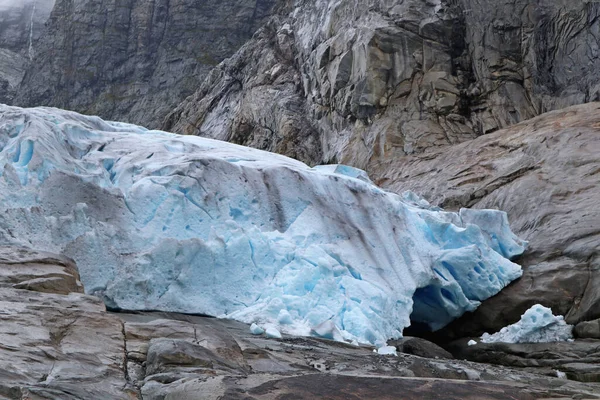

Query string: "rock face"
[[165, 0, 600, 168], [13, 0, 278, 128], [0, 0, 55, 103], [371, 102, 600, 338]]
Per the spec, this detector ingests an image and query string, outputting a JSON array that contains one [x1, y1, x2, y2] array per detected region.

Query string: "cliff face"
[[0, 0, 55, 103], [13, 0, 278, 128], [164, 0, 600, 168]]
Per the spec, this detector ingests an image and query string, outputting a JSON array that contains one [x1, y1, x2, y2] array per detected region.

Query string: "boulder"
[[389, 337, 453, 360], [575, 319, 600, 340]]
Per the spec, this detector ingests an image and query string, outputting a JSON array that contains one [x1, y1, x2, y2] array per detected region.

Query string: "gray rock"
[[120, 312, 600, 399], [0, 0, 54, 103], [562, 363, 600, 383], [575, 319, 600, 339], [13, 0, 278, 129], [165, 0, 600, 169], [0, 245, 83, 294], [449, 338, 600, 383], [389, 336, 454, 360]]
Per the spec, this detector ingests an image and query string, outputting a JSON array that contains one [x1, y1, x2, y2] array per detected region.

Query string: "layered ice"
[[481, 304, 573, 344], [0, 105, 527, 344]]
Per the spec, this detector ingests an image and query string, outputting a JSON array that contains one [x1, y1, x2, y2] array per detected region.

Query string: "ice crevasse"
[[0, 105, 527, 345]]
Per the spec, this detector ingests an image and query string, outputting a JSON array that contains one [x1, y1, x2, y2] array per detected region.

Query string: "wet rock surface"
[[371, 102, 600, 338], [0, 0, 54, 104], [1, 245, 599, 399]]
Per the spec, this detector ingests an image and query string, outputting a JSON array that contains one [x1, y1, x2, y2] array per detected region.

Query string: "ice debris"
[[250, 323, 265, 335], [377, 346, 398, 356], [481, 304, 573, 344], [264, 324, 282, 339], [467, 340, 477, 346], [0, 105, 527, 345]]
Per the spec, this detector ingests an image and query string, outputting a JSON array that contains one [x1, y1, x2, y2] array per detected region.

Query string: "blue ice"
[[0, 105, 527, 344]]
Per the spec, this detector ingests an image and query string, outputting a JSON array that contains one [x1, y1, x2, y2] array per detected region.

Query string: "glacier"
[[481, 304, 574, 344], [0, 105, 527, 344]]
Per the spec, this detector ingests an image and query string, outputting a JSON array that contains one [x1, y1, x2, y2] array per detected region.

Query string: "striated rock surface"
[[450, 338, 600, 383], [371, 102, 600, 338], [0, 0, 54, 104], [165, 0, 600, 168], [13, 0, 278, 128], [0, 246, 133, 399]]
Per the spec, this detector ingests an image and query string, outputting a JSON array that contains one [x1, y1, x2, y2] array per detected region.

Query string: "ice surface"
[[377, 346, 397, 356], [264, 324, 282, 339], [250, 323, 265, 335], [0, 105, 527, 344], [481, 304, 573, 344]]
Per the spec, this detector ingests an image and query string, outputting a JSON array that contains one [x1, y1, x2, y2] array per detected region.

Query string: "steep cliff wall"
[[13, 0, 278, 128], [0, 0, 55, 103], [165, 0, 600, 168]]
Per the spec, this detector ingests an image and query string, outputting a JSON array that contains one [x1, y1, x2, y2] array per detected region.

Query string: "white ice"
[[376, 346, 397, 356], [481, 304, 573, 344], [0, 105, 527, 345], [250, 323, 265, 335]]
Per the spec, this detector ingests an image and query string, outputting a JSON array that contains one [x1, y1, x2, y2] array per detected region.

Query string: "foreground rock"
[[122, 312, 600, 399], [372, 102, 600, 338], [450, 339, 600, 383], [0, 246, 133, 399], [2, 245, 599, 399]]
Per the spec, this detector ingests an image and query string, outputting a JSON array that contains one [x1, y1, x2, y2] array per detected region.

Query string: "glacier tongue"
[[0, 105, 527, 344]]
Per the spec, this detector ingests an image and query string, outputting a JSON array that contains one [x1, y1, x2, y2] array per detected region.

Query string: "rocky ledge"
[[1, 245, 599, 399]]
